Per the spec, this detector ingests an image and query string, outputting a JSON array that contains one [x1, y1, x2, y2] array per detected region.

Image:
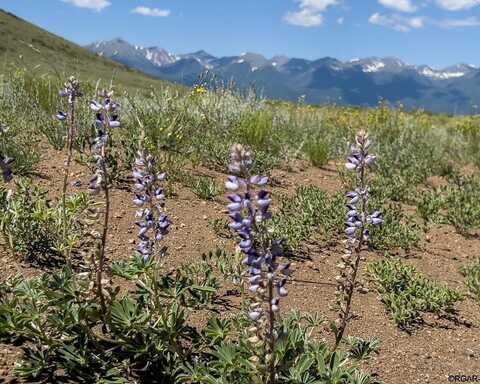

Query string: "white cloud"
[[131, 6, 171, 17], [285, 9, 324, 26], [369, 12, 425, 31], [378, 0, 417, 12], [284, 0, 341, 27], [435, 0, 480, 10], [437, 16, 480, 27], [62, 0, 110, 11]]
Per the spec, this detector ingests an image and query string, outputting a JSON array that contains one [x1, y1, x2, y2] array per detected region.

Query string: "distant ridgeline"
[[87, 38, 480, 115]]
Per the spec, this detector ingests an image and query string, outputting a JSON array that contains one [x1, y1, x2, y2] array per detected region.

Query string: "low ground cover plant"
[[367, 259, 463, 329], [460, 258, 480, 303]]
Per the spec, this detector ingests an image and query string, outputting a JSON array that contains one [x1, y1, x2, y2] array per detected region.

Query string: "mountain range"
[[0, 7, 477, 116], [86, 38, 480, 115]]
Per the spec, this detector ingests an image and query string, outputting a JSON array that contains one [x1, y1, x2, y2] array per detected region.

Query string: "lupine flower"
[[0, 124, 13, 183], [333, 130, 382, 350], [55, 111, 67, 121], [89, 130, 108, 194], [0, 124, 9, 134], [133, 149, 169, 261], [0, 154, 14, 182], [88, 90, 120, 194], [225, 143, 290, 378], [56, 76, 83, 121], [88, 89, 118, 315]]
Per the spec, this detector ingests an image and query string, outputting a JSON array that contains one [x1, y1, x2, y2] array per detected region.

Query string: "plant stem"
[[333, 240, 363, 351], [96, 113, 109, 315], [333, 146, 367, 351], [267, 277, 275, 384], [62, 98, 76, 265]]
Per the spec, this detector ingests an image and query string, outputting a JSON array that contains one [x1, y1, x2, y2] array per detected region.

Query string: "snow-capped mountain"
[[86, 38, 480, 114]]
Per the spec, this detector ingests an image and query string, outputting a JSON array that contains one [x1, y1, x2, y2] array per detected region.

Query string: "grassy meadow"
[[0, 12, 480, 382], [0, 66, 479, 384]]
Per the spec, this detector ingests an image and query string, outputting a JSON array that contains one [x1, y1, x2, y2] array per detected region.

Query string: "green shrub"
[[271, 186, 345, 253], [367, 259, 463, 329], [369, 203, 420, 252], [416, 189, 444, 231], [304, 136, 330, 167], [190, 175, 220, 201], [0, 178, 92, 263], [237, 110, 274, 151], [460, 258, 480, 303], [179, 311, 379, 384], [443, 175, 480, 235]]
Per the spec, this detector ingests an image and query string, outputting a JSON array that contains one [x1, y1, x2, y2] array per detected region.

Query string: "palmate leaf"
[[207, 343, 254, 380], [204, 317, 230, 345], [110, 297, 149, 331], [58, 344, 89, 369], [178, 362, 220, 384], [111, 254, 150, 280], [14, 347, 52, 379], [281, 354, 317, 383], [349, 371, 383, 384], [97, 368, 130, 384], [347, 337, 381, 362], [210, 344, 240, 372]]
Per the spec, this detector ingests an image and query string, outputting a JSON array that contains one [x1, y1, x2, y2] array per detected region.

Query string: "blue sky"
[[1, 0, 480, 67]]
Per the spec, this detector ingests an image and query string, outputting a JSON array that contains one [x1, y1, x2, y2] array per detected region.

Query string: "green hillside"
[[0, 9, 176, 91]]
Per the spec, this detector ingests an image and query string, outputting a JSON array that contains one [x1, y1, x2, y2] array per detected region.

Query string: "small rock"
[[357, 286, 370, 294], [128, 238, 135, 244]]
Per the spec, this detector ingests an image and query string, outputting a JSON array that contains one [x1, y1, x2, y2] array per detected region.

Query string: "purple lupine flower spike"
[[0, 124, 14, 183], [132, 149, 169, 261], [333, 130, 382, 351], [225, 143, 291, 372], [55, 77, 82, 122], [88, 90, 121, 195], [0, 154, 14, 183]]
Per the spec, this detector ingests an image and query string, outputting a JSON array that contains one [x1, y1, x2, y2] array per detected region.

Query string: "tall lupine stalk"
[[57, 76, 83, 264], [333, 130, 382, 351], [88, 90, 120, 313], [225, 144, 291, 384], [132, 146, 170, 262]]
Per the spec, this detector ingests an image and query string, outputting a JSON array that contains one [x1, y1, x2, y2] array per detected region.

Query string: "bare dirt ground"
[[1, 148, 479, 383]]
